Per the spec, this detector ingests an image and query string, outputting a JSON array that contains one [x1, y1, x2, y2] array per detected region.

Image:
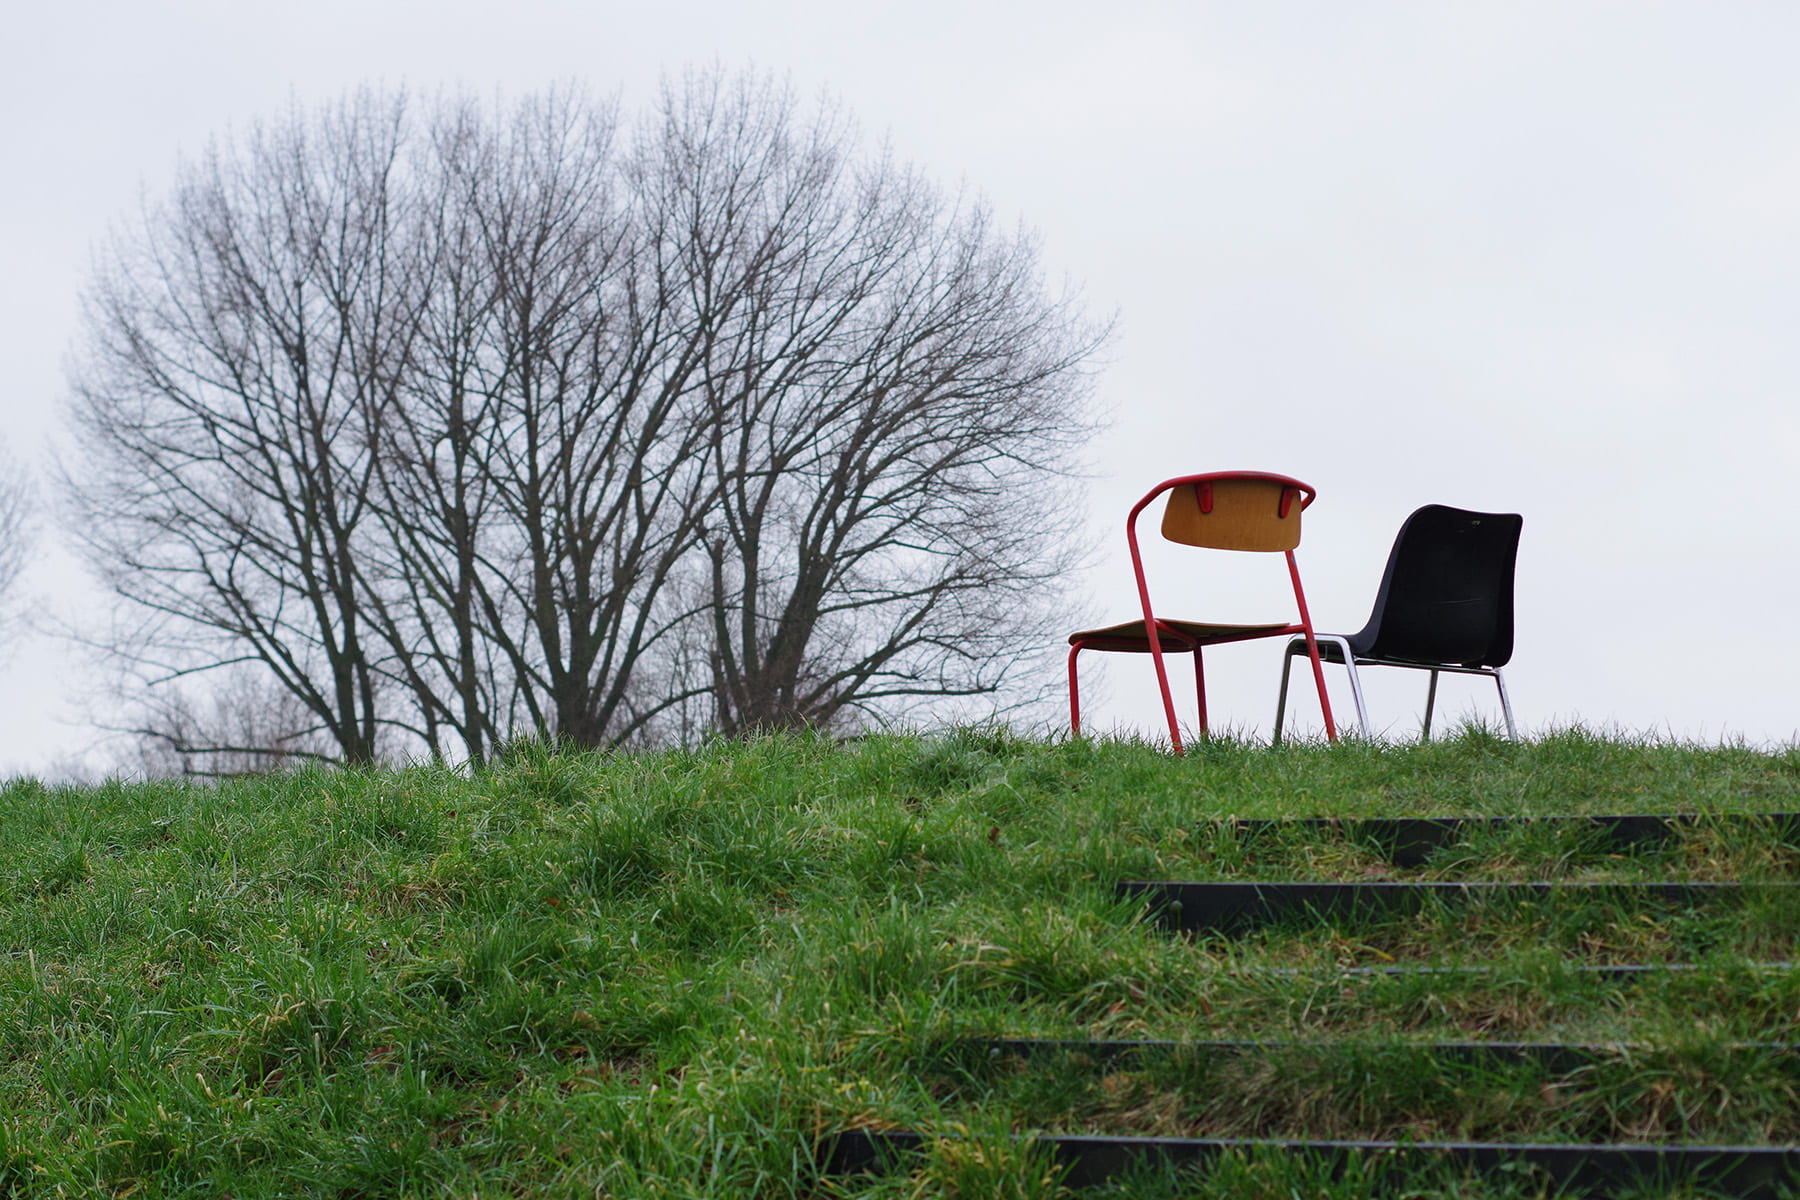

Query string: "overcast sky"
[[3, 2, 1797, 774]]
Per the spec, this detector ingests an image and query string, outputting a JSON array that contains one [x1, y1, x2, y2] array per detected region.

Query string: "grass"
[[1, 727, 1799, 1196]]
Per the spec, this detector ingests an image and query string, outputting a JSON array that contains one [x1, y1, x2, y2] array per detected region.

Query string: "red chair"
[[1067, 471, 1338, 752]]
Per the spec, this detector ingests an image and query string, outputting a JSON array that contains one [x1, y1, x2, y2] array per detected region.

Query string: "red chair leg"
[[1301, 630, 1337, 742], [1067, 643, 1085, 735], [1286, 550, 1338, 742], [1193, 646, 1208, 736], [1145, 633, 1184, 756]]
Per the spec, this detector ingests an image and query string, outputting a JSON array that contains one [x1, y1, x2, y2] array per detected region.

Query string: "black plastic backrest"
[[1348, 505, 1523, 669]]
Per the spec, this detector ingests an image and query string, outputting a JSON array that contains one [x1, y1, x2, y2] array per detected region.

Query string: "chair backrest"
[[1351, 505, 1522, 669], [1159, 474, 1307, 552]]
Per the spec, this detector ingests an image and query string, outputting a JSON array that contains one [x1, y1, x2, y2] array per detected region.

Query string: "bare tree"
[[63, 72, 1104, 771], [66, 91, 419, 766], [656, 75, 1100, 734], [363, 88, 723, 760], [0, 441, 32, 632], [122, 663, 339, 778]]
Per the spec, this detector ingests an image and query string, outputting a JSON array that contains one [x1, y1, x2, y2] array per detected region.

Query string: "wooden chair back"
[[1159, 475, 1303, 552]]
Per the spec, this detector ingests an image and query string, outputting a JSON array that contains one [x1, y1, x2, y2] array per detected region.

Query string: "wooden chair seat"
[[1068, 619, 1294, 653]]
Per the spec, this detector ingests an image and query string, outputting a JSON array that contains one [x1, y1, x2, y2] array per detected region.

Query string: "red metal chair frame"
[[1067, 471, 1338, 753]]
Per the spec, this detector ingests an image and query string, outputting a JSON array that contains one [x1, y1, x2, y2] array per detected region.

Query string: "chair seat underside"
[[1069, 618, 1296, 653]]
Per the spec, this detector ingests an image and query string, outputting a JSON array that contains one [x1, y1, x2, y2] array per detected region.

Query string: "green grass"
[[2, 728, 1800, 1197]]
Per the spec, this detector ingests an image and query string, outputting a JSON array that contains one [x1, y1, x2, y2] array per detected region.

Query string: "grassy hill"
[[4, 729, 1799, 1197]]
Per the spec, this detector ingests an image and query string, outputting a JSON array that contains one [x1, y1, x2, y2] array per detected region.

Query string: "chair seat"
[[1069, 618, 1296, 653], [1282, 635, 1353, 665], [1283, 634, 1500, 672]]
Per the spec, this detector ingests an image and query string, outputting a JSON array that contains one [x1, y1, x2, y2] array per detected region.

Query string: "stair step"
[[1264, 960, 1799, 978], [956, 1037, 1781, 1073], [823, 1130, 1800, 1196], [1118, 879, 1794, 934], [1225, 813, 1800, 867]]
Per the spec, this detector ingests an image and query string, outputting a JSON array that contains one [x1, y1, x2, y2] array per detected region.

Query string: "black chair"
[[1273, 505, 1522, 741]]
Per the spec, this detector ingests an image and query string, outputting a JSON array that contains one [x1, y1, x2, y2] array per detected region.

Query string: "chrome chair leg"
[[1283, 645, 1517, 744], [1494, 667, 1517, 739], [1276, 636, 1366, 743], [1273, 645, 1294, 744], [1339, 642, 1371, 737]]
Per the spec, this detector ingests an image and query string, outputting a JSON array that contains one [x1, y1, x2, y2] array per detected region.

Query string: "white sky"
[[3, 1, 1798, 773]]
